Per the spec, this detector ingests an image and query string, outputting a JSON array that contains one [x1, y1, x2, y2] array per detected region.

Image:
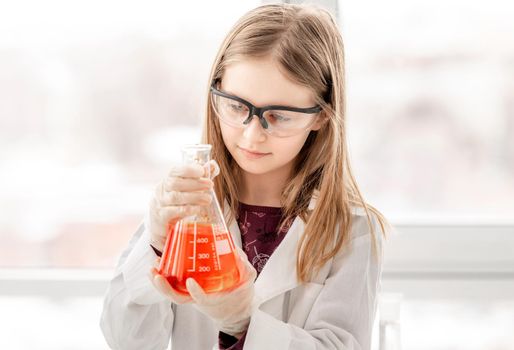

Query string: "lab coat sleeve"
[[243, 214, 384, 350], [100, 221, 174, 350]]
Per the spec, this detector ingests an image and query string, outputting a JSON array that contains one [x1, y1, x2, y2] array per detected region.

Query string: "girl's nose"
[[242, 115, 267, 142]]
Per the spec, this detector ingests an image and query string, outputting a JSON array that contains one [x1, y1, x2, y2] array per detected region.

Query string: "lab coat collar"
[[224, 191, 319, 305]]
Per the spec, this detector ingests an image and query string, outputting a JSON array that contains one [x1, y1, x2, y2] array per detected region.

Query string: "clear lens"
[[262, 110, 318, 137], [211, 93, 319, 137], [211, 94, 248, 126]]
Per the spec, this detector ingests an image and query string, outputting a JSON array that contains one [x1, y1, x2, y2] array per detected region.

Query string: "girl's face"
[[218, 56, 323, 178]]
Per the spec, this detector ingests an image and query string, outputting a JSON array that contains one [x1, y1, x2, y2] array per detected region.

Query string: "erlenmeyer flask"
[[158, 144, 241, 295]]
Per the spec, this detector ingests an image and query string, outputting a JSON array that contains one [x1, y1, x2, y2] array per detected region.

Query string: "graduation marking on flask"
[[187, 221, 198, 272]]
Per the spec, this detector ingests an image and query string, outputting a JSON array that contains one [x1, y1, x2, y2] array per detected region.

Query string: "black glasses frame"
[[210, 81, 322, 130]]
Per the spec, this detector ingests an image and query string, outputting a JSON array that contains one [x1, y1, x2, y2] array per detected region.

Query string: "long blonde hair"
[[201, 4, 390, 283]]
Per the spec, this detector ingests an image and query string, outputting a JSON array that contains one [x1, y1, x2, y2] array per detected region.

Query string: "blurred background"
[[0, 0, 513, 349]]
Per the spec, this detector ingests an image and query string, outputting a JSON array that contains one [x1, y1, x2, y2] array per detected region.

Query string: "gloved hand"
[[186, 246, 257, 338], [150, 247, 257, 337], [146, 160, 220, 252], [150, 260, 193, 304]]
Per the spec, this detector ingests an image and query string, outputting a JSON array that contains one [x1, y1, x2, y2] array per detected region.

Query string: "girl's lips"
[[238, 146, 271, 159]]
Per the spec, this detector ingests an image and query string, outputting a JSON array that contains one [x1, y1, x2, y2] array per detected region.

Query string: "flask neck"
[[181, 144, 212, 177]]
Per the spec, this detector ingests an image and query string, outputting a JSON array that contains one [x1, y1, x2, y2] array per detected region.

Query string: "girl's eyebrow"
[[220, 89, 310, 109], [220, 88, 256, 104]]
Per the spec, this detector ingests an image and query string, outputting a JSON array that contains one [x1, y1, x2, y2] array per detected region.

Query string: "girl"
[[100, 3, 390, 350]]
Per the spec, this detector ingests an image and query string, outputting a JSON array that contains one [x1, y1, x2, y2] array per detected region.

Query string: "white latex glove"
[[146, 159, 220, 252], [150, 260, 193, 304], [185, 246, 257, 338], [149, 246, 257, 334]]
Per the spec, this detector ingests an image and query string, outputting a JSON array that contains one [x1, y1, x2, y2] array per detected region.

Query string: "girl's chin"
[[232, 156, 272, 174], [237, 162, 273, 175], [236, 157, 293, 177]]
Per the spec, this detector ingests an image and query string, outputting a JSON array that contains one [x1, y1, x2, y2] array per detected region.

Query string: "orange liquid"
[[158, 221, 240, 295]]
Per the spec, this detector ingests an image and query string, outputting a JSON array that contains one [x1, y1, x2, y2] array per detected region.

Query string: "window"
[[0, 0, 259, 268], [338, 0, 514, 222]]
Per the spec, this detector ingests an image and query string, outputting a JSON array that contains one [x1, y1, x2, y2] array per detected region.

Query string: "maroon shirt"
[[218, 202, 293, 349]]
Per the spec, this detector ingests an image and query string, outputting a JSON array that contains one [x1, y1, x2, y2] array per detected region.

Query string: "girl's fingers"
[[167, 163, 205, 179], [150, 268, 192, 304], [166, 161, 219, 180], [185, 278, 207, 304], [159, 191, 212, 207], [158, 205, 203, 222], [164, 176, 213, 192], [203, 160, 220, 179]]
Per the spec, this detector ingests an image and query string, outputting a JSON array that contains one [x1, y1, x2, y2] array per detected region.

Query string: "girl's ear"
[[310, 112, 328, 131]]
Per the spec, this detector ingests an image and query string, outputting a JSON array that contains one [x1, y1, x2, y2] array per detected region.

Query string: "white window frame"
[[1, 223, 513, 299]]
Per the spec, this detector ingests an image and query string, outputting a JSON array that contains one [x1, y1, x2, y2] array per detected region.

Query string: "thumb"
[[186, 278, 207, 303], [203, 159, 220, 180]]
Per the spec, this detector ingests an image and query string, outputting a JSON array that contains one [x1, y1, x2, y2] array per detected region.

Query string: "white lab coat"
[[100, 195, 384, 350]]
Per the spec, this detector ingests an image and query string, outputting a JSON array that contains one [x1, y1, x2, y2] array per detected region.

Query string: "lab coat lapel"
[[223, 194, 318, 306], [253, 216, 304, 305]]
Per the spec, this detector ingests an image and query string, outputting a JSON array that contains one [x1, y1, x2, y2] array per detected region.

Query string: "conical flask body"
[[158, 144, 240, 294]]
